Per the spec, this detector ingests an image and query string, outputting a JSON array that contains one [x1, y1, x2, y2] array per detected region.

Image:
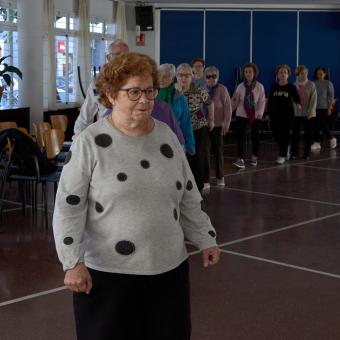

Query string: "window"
[[54, 15, 78, 104], [0, 5, 18, 107], [90, 21, 116, 77]]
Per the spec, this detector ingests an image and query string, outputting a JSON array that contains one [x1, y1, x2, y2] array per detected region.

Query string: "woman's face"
[[192, 62, 204, 78], [158, 70, 173, 88], [316, 69, 326, 80], [277, 68, 289, 83], [206, 72, 218, 87], [177, 67, 192, 88], [108, 75, 155, 126], [297, 69, 308, 82], [244, 67, 255, 83]]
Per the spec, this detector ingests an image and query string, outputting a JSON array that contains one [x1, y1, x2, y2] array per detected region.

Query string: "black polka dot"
[[64, 150, 72, 165], [140, 160, 150, 169], [95, 134, 112, 147], [66, 195, 80, 205], [208, 231, 216, 238], [64, 237, 73, 245], [176, 181, 182, 190], [186, 180, 193, 191], [173, 208, 178, 221], [95, 202, 104, 213], [115, 241, 135, 255], [117, 173, 127, 181], [160, 144, 174, 158]]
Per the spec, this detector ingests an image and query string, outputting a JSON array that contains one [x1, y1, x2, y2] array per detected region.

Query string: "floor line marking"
[[292, 164, 340, 172], [219, 186, 340, 207], [222, 156, 340, 178], [220, 249, 340, 280], [217, 211, 340, 248], [0, 286, 67, 307], [2, 211, 339, 307]]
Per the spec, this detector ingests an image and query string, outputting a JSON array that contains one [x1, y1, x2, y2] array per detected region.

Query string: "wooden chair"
[[16, 127, 31, 137], [33, 122, 51, 150], [0, 121, 17, 131], [50, 115, 68, 132], [43, 129, 65, 160]]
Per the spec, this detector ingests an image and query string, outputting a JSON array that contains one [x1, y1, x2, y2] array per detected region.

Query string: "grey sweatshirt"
[[53, 118, 217, 274], [294, 80, 317, 117], [314, 79, 334, 110]]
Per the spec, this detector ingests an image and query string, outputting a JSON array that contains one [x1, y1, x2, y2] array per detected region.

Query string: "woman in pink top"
[[231, 63, 266, 169], [205, 66, 232, 186]]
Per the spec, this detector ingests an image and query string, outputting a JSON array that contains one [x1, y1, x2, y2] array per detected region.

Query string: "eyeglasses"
[[206, 74, 217, 79], [177, 73, 192, 78], [119, 87, 158, 101]]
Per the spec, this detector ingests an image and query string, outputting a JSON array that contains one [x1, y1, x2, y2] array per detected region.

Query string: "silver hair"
[[158, 63, 176, 81], [106, 39, 129, 53], [204, 66, 219, 78], [176, 63, 193, 76]]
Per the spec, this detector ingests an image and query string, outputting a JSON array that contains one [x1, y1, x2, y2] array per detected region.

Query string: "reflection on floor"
[[1, 137, 340, 340]]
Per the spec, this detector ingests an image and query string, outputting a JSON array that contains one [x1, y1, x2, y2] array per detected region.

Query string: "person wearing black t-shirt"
[[267, 64, 300, 164]]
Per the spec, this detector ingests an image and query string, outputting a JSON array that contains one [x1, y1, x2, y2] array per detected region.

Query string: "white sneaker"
[[233, 158, 245, 169], [216, 178, 225, 187], [249, 155, 258, 167], [311, 142, 321, 151], [203, 183, 210, 190], [329, 137, 337, 149], [276, 157, 286, 165]]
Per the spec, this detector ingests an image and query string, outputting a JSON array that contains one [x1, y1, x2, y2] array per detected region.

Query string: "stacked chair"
[[0, 118, 70, 228]]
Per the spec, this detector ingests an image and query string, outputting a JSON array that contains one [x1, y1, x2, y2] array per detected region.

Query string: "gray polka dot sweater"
[[53, 118, 217, 274]]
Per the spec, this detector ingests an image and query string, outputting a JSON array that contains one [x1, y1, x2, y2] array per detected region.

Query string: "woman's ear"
[[106, 91, 116, 106]]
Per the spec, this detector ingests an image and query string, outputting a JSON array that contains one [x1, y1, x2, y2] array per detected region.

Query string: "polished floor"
[[1, 136, 340, 340]]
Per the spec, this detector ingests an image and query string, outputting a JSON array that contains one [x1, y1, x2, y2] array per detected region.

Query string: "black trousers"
[[291, 116, 314, 158], [236, 117, 260, 159], [313, 109, 333, 142], [187, 126, 210, 191], [209, 126, 224, 179], [73, 260, 191, 340], [271, 115, 293, 158]]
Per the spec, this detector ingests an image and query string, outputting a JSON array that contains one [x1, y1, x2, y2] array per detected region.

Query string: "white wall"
[[125, 3, 157, 60]]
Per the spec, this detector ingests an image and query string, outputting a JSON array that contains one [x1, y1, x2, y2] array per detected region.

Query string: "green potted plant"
[[0, 55, 22, 103]]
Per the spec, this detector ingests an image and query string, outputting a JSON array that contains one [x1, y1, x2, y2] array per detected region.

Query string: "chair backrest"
[[43, 129, 65, 159], [0, 121, 17, 131], [16, 127, 31, 137], [33, 122, 51, 149], [50, 115, 68, 132], [0, 128, 57, 176]]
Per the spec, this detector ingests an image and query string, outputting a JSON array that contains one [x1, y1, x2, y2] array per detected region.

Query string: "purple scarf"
[[243, 81, 256, 123]]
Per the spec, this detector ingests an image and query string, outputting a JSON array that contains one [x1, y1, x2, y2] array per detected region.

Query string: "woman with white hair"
[[205, 66, 232, 186], [158, 63, 195, 154], [176, 63, 214, 193], [291, 65, 317, 160]]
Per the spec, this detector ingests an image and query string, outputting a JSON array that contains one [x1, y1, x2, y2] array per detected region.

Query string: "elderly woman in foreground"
[[53, 52, 220, 340]]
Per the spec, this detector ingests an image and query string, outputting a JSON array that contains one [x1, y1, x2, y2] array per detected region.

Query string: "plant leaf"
[[6, 66, 22, 79], [0, 55, 10, 64], [2, 74, 11, 86]]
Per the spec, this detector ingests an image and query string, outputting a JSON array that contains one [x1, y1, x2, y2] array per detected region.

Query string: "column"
[[17, 0, 44, 128]]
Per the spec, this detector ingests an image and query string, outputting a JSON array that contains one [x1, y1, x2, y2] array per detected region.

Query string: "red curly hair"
[[95, 52, 159, 108]]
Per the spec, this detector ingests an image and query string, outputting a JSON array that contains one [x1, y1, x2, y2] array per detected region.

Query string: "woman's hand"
[[202, 247, 221, 267], [64, 263, 93, 294], [221, 126, 229, 136], [208, 120, 215, 131]]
